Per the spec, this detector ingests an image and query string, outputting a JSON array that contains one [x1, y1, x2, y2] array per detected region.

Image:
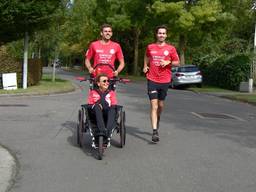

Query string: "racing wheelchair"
[[76, 64, 129, 160]]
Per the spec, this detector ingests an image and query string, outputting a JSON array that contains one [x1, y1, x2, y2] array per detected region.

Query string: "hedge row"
[[0, 47, 42, 88], [200, 54, 251, 90]]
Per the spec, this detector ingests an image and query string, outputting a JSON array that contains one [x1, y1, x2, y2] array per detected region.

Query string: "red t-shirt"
[[146, 43, 179, 83], [86, 40, 124, 68], [87, 90, 117, 106]]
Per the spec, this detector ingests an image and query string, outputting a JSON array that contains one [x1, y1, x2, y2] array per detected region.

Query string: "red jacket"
[[87, 89, 117, 106]]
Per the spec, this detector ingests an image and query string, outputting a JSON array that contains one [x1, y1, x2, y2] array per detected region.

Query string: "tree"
[[93, 0, 154, 75], [152, 0, 234, 65], [0, 0, 62, 44], [58, 0, 97, 67], [189, 0, 255, 66], [0, 0, 62, 88]]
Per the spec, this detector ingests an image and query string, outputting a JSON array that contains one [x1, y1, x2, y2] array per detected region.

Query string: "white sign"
[[2, 73, 17, 90]]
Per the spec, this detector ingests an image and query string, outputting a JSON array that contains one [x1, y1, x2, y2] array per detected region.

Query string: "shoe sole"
[[152, 137, 159, 143]]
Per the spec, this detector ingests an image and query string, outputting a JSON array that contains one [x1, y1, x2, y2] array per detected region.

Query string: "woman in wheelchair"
[[87, 73, 117, 146]]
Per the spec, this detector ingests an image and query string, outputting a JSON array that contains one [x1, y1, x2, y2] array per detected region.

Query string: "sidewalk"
[[0, 144, 17, 192]]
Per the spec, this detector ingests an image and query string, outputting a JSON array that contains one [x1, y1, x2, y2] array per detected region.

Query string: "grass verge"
[[187, 85, 235, 93], [188, 85, 256, 105], [221, 94, 256, 105], [0, 75, 75, 95]]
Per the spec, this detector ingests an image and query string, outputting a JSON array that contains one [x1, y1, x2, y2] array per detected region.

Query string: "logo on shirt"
[[164, 50, 169, 56], [150, 51, 157, 54], [96, 49, 104, 53], [110, 49, 115, 54]]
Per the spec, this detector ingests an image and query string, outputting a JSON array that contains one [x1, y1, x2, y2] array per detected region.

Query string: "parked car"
[[170, 65, 202, 88]]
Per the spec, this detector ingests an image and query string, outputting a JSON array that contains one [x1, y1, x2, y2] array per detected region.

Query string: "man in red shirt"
[[85, 24, 125, 77], [143, 25, 180, 143]]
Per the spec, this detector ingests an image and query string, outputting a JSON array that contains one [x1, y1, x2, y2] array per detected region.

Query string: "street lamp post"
[[249, 23, 256, 93], [249, 1, 256, 93]]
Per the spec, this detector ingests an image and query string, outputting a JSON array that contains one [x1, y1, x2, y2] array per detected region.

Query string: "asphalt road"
[[1, 68, 256, 192]]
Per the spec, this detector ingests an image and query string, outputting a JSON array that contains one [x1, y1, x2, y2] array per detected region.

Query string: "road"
[[1, 68, 256, 192]]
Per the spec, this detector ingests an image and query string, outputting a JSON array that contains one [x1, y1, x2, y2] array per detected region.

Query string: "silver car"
[[170, 65, 202, 88]]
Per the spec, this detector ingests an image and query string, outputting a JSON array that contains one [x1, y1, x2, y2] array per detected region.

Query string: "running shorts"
[[147, 80, 170, 100]]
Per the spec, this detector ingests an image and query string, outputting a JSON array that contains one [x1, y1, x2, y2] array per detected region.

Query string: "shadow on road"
[[62, 121, 100, 159], [126, 126, 157, 144]]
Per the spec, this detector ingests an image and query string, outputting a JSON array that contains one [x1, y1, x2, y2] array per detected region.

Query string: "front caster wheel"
[[119, 111, 126, 148], [98, 136, 104, 160]]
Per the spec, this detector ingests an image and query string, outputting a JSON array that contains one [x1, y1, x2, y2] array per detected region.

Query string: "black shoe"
[[152, 129, 159, 142]]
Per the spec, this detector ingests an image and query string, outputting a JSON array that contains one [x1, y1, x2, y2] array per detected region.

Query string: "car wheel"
[[196, 83, 202, 88]]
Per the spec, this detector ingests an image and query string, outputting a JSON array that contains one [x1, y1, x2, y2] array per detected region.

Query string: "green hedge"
[[0, 47, 42, 88], [201, 54, 251, 90]]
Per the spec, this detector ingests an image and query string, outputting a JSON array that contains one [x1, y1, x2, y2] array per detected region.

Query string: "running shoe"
[[152, 129, 159, 142]]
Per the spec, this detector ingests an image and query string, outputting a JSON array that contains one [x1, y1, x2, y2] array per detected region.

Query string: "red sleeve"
[[110, 91, 117, 105], [170, 47, 179, 62], [85, 43, 94, 60], [116, 44, 124, 60]]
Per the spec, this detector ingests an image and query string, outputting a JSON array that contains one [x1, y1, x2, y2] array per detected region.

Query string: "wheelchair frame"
[[76, 64, 128, 160], [77, 104, 126, 159]]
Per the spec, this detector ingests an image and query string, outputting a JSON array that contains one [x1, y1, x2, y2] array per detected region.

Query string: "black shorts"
[[147, 80, 170, 100]]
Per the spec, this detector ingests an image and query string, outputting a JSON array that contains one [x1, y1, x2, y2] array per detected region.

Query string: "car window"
[[177, 66, 199, 72]]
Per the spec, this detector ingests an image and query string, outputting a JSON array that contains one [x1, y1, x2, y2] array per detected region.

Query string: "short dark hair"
[[155, 25, 168, 35], [100, 24, 112, 32], [96, 73, 108, 82]]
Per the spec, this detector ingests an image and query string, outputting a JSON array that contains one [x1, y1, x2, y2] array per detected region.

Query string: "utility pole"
[[23, 32, 29, 89], [250, 1, 256, 93], [250, 23, 256, 93]]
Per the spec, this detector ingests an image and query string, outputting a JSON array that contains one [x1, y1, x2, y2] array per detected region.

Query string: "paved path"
[[1, 68, 256, 192]]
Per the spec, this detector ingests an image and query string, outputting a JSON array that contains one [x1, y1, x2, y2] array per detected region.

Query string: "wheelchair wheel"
[[98, 136, 104, 160], [76, 124, 80, 147], [119, 111, 126, 148], [77, 108, 85, 148]]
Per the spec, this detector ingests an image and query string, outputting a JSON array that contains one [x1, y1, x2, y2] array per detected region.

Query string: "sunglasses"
[[101, 79, 110, 83]]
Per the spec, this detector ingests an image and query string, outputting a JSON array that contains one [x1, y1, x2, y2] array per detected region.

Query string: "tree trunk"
[[38, 47, 41, 59], [133, 28, 141, 75], [179, 34, 186, 65], [23, 32, 29, 89], [52, 48, 59, 82]]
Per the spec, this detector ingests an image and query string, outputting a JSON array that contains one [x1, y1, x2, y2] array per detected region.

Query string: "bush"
[[0, 46, 42, 88], [201, 53, 251, 90]]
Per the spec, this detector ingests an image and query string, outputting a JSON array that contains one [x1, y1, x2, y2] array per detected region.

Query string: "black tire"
[[119, 111, 126, 148], [76, 124, 80, 146], [196, 83, 202, 88], [78, 109, 85, 148], [98, 136, 104, 160]]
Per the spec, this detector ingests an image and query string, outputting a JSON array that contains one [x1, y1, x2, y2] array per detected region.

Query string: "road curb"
[[0, 144, 18, 192]]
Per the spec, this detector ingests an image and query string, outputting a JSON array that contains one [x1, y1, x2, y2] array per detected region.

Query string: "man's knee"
[[158, 101, 164, 109], [150, 100, 159, 111]]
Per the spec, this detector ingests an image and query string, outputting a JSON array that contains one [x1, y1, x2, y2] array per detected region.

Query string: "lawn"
[[188, 85, 256, 105], [222, 94, 256, 105], [188, 85, 236, 93], [0, 75, 75, 95]]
